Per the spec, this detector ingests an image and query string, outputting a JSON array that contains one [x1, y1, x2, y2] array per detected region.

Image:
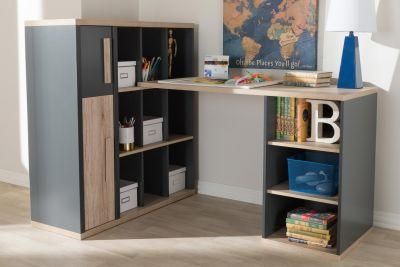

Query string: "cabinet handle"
[[103, 38, 112, 84], [105, 137, 112, 183]]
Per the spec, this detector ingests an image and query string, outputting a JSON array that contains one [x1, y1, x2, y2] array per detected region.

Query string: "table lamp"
[[325, 0, 377, 89]]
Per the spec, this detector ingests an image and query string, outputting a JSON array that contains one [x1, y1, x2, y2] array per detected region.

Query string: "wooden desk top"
[[25, 19, 196, 29], [138, 81, 377, 101]]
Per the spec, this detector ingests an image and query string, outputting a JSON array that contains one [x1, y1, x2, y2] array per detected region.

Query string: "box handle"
[[148, 130, 157, 136], [121, 196, 130, 203], [103, 38, 112, 84]]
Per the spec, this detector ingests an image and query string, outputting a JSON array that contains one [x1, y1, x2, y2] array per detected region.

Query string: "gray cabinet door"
[[78, 26, 114, 98]]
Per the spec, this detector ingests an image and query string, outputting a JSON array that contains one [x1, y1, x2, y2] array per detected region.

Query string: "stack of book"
[[276, 97, 310, 142], [283, 71, 332, 88], [286, 207, 337, 248]]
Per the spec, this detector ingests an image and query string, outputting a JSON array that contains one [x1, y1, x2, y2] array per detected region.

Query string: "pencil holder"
[[119, 126, 135, 151]]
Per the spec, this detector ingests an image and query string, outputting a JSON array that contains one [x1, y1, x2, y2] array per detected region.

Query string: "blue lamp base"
[[338, 31, 363, 89]]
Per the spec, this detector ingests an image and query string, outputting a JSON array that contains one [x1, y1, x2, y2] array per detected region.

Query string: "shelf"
[[267, 181, 339, 206], [120, 189, 195, 219], [267, 227, 337, 255], [118, 86, 148, 93], [119, 134, 193, 158], [268, 140, 340, 154]]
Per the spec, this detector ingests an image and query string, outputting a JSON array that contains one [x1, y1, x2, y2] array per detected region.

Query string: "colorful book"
[[284, 76, 332, 84], [286, 232, 334, 247], [288, 237, 335, 248], [287, 208, 337, 226], [286, 223, 335, 235], [284, 97, 290, 140], [296, 99, 310, 142], [286, 229, 334, 241], [276, 97, 282, 139], [285, 71, 333, 79], [283, 81, 331, 88], [289, 97, 296, 142], [285, 218, 331, 230]]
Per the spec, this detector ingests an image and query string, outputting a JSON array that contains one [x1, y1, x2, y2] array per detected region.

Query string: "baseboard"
[[374, 210, 400, 231], [0, 169, 29, 188], [198, 180, 262, 205]]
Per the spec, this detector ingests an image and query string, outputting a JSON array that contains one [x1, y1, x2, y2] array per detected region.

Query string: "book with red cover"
[[287, 207, 336, 226]]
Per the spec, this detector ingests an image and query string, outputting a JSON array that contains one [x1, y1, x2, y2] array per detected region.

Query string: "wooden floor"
[[1, 182, 400, 266]]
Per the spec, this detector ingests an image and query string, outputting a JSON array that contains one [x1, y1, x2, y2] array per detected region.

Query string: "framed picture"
[[223, 0, 319, 70]]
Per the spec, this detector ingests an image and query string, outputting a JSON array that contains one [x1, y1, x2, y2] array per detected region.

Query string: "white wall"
[[140, 0, 400, 230], [81, 0, 139, 20]]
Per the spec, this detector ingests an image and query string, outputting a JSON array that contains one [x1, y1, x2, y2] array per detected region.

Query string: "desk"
[[139, 81, 378, 257]]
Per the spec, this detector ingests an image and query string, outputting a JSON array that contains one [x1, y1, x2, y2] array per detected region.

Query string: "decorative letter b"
[[306, 100, 340, 144]]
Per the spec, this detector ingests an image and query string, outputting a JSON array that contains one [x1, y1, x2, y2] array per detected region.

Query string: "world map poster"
[[223, 0, 318, 70]]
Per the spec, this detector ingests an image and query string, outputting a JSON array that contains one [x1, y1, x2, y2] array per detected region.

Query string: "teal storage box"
[[287, 152, 339, 197]]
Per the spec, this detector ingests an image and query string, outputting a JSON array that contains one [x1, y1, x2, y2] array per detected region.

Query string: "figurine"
[[168, 29, 177, 78]]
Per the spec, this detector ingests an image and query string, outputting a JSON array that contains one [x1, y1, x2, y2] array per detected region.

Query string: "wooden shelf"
[[138, 81, 378, 102], [267, 181, 339, 206], [121, 190, 195, 219], [119, 134, 193, 158], [81, 189, 195, 239], [118, 86, 148, 93], [268, 140, 340, 153], [267, 227, 337, 256]]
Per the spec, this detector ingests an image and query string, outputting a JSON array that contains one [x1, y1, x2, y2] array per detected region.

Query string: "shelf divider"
[[267, 181, 339, 206], [119, 134, 193, 158], [268, 140, 340, 154]]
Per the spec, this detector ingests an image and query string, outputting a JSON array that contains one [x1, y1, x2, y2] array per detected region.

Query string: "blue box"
[[287, 152, 339, 197]]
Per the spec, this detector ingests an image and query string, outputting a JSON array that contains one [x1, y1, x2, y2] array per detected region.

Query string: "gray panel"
[[78, 26, 113, 98], [26, 26, 82, 233], [338, 94, 377, 254]]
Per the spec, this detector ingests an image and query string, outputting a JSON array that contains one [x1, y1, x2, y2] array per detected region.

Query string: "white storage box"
[[169, 165, 186, 194], [120, 180, 138, 213], [118, 61, 136, 88], [143, 116, 163, 145]]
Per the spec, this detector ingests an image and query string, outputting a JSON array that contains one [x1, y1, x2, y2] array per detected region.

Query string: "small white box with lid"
[[118, 61, 136, 88], [143, 116, 163, 145], [169, 165, 186, 194], [120, 180, 138, 213]]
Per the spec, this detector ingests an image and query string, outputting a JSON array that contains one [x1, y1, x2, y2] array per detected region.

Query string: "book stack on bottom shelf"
[[286, 207, 337, 249]]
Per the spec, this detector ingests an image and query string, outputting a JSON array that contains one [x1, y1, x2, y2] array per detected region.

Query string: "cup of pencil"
[[119, 117, 135, 152]]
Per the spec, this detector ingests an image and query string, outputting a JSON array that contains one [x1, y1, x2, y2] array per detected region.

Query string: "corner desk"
[[25, 19, 377, 257]]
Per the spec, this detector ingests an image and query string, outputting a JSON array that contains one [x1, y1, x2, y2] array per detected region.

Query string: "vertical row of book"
[[276, 97, 310, 142]]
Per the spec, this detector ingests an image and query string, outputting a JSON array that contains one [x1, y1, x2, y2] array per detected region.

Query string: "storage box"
[[143, 116, 163, 145], [118, 61, 136, 88], [120, 180, 138, 213], [169, 165, 186, 194], [287, 152, 339, 196]]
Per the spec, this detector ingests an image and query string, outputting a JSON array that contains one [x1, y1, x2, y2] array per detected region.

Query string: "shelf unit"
[[263, 95, 377, 256], [114, 24, 197, 218]]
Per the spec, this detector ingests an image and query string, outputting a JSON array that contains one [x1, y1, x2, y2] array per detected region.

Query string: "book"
[[286, 229, 334, 241], [287, 208, 337, 226], [288, 237, 335, 248], [289, 97, 296, 142], [276, 97, 282, 140], [285, 71, 333, 79], [286, 223, 335, 235], [283, 76, 332, 84], [286, 232, 334, 247], [285, 218, 331, 230], [296, 99, 310, 142], [284, 97, 290, 140], [283, 81, 331, 88]]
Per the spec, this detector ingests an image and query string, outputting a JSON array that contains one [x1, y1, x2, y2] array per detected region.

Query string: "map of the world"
[[223, 0, 318, 70]]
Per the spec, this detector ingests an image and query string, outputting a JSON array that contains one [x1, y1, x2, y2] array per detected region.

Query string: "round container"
[[119, 127, 134, 151]]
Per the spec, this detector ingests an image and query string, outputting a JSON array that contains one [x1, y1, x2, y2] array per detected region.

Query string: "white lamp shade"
[[326, 0, 377, 32]]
